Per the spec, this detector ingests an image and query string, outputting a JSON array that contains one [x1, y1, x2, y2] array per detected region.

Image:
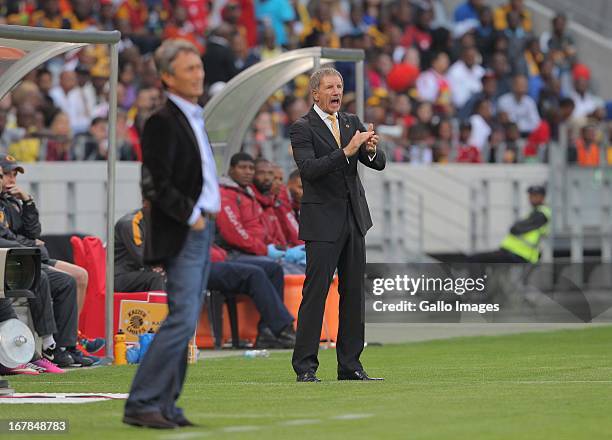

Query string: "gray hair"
[[154, 39, 200, 76], [309, 67, 343, 91]]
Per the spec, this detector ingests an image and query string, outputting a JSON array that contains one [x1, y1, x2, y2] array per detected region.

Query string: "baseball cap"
[[527, 184, 546, 195], [0, 154, 24, 174]]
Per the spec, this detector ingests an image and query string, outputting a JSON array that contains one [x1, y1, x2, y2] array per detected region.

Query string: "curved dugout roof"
[[0, 25, 120, 100], [203, 47, 365, 172]]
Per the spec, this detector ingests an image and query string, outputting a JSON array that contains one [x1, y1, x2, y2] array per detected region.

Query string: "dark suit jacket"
[[289, 107, 386, 242], [140, 99, 203, 264]]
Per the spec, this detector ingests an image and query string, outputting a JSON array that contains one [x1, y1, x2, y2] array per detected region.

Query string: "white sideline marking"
[[221, 425, 261, 433], [400, 380, 612, 386], [160, 433, 209, 440], [330, 413, 374, 420], [278, 419, 321, 426], [0, 393, 127, 404]]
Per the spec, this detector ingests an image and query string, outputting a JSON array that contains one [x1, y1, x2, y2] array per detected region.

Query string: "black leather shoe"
[[172, 415, 196, 427], [255, 327, 282, 349], [123, 411, 178, 429], [296, 372, 321, 382], [338, 370, 384, 381], [277, 325, 296, 348]]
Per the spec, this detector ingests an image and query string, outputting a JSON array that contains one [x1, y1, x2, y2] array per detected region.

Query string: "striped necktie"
[[327, 114, 341, 147]]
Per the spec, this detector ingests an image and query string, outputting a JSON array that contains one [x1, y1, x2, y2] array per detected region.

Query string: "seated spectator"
[[251, 158, 305, 265], [447, 45, 485, 109], [49, 70, 92, 135], [8, 103, 43, 162], [456, 121, 481, 163], [497, 74, 541, 136], [416, 51, 452, 114], [502, 122, 522, 163], [29, 0, 71, 29], [524, 97, 575, 160], [459, 70, 498, 120], [503, 10, 529, 74], [573, 124, 601, 167], [408, 123, 433, 164], [401, 5, 434, 55], [256, 0, 295, 48], [115, 204, 296, 349], [432, 118, 453, 163], [35, 68, 59, 127], [493, 0, 532, 32], [44, 112, 72, 161], [0, 189, 91, 370], [217, 153, 305, 273], [271, 164, 302, 248], [162, 5, 205, 54], [0, 155, 90, 315], [115, 110, 138, 161], [475, 5, 495, 59], [0, 108, 23, 155], [485, 125, 506, 163], [454, 0, 483, 23], [286, 169, 302, 221], [490, 51, 512, 96], [468, 98, 493, 150], [367, 51, 393, 90], [545, 13, 576, 68], [569, 64, 606, 122], [71, 117, 107, 161]]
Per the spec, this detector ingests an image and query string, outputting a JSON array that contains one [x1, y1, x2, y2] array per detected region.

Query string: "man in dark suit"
[[123, 39, 220, 429], [289, 67, 386, 382]]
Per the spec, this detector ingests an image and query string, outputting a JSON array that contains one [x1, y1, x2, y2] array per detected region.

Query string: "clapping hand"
[[365, 123, 379, 155]]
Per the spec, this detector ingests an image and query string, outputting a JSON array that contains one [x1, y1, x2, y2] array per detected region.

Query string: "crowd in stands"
[[0, 0, 610, 168]]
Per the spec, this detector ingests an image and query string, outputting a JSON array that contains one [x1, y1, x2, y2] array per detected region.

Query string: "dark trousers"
[[292, 204, 365, 375], [125, 224, 214, 420], [115, 271, 165, 293], [0, 299, 17, 322], [27, 270, 57, 339], [228, 254, 285, 301], [44, 267, 78, 347], [208, 262, 293, 334]]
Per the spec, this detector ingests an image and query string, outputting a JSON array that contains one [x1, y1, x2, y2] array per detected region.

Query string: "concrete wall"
[[362, 163, 548, 256], [18, 162, 550, 256], [18, 162, 141, 242]]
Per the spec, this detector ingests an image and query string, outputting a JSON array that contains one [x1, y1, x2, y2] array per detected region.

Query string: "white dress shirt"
[[313, 104, 375, 161], [468, 114, 492, 150], [167, 93, 221, 224], [447, 60, 485, 108], [497, 93, 541, 134]]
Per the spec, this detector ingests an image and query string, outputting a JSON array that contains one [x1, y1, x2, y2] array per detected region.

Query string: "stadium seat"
[[284, 275, 339, 342], [207, 290, 240, 349]]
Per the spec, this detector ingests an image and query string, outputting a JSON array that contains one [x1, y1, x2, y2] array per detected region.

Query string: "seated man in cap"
[[0, 154, 90, 317], [469, 185, 550, 264]]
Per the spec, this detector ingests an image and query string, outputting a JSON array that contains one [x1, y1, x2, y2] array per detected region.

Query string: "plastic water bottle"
[[187, 337, 198, 364], [244, 349, 270, 358], [126, 346, 140, 364], [138, 329, 155, 360], [113, 329, 127, 365]]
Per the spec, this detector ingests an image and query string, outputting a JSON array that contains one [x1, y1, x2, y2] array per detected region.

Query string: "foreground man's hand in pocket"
[[191, 214, 206, 231]]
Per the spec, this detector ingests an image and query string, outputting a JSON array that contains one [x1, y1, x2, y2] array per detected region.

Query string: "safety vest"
[[575, 138, 599, 166], [500, 205, 551, 263]]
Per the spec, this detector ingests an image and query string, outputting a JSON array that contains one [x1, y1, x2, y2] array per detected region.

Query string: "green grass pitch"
[[3, 325, 612, 439]]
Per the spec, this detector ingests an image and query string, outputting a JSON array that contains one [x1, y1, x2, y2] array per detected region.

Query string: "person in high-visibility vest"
[[470, 185, 550, 263]]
